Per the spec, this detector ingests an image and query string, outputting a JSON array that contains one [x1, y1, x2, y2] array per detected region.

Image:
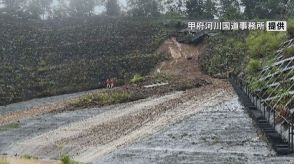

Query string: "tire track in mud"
[[0, 99, 76, 126], [0, 90, 103, 126], [6, 80, 233, 163], [7, 92, 184, 159], [95, 96, 294, 164], [75, 83, 233, 163], [1, 37, 236, 163]]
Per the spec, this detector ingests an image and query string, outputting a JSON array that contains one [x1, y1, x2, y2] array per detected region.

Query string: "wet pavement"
[[95, 97, 294, 164]]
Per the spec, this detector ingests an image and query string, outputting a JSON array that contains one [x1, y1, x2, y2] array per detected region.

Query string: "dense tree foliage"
[[200, 32, 247, 77], [26, 0, 53, 19], [219, 0, 241, 20], [127, 0, 163, 17], [241, 0, 289, 19], [1, 0, 25, 12], [165, 0, 184, 14], [68, 0, 96, 17], [286, 0, 294, 17], [0, 0, 293, 19], [185, 0, 216, 19], [51, 0, 69, 18], [105, 0, 121, 16], [185, 0, 204, 19]]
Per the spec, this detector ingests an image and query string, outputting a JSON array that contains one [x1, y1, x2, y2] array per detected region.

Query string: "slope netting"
[[257, 39, 294, 121]]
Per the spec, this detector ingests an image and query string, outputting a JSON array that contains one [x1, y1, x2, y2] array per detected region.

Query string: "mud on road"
[[96, 96, 294, 164], [2, 79, 294, 164], [1, 38, 294, 163], [0, 79, 236, 163]]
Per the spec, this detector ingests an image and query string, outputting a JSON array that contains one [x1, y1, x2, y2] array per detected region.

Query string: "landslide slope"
[[0, 16, 174, 105]]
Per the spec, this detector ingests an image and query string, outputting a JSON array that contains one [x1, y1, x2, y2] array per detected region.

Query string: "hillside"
[[0, 16, 174, 105], [1, 36, 294, 163]]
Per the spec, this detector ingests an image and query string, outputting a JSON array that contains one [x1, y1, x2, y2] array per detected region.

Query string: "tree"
[[69, 0, 97, 17], [185, 0, 215, 19], [219, 0, 241, 20], [39, 0, 53, 19], [241, 0, 288, 19], [204, 0, 216, 19], [1, 0, 25, 13], [105, 0, 120, 16], [286, 0, 294, 17], [26, 0, 53, 19], [165, 0, 183, 13], [264, 0, 287, 19], [164, 0, 185, 18], [51, 0, 70, 18], [241, 0, 257, 19], [128, 0, 163, 17], [26, 0, 42, 19], [186, 0, 205, 19]]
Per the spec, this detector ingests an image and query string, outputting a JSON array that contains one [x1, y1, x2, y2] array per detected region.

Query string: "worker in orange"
[[110, 79, 115, 88], [106, 79, 111, 89]]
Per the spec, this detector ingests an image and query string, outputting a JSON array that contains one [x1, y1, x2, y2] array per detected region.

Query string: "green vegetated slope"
[[201, 19, 294, 78], [200, 18, 294, 114], [0, 15, 175, 105]]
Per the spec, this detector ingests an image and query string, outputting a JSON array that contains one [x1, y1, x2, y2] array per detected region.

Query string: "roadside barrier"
[[229, 75, 294, 155]]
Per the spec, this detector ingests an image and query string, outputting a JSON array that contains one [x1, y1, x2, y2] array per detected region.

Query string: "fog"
[[51, 0, 128, 14]]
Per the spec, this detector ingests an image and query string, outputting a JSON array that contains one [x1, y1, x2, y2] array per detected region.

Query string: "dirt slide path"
[[157, 37, 209, 80]]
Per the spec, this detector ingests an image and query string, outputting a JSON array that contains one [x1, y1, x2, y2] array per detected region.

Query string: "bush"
[[59, 154, 78, 164], [288, 18, 294, 38], [200, 32, 247, 76], [247, 76, 264, 91], [21, 155, 37, 160], [246, 31, 287, 58], [284, 46, 294, 58], [130, 74, 144, 84], [71, 90, 140, 107], [246, 59, 262, 75]]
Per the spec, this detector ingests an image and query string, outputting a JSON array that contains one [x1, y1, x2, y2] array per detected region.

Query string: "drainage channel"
[[229, 75, 293, 155]]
